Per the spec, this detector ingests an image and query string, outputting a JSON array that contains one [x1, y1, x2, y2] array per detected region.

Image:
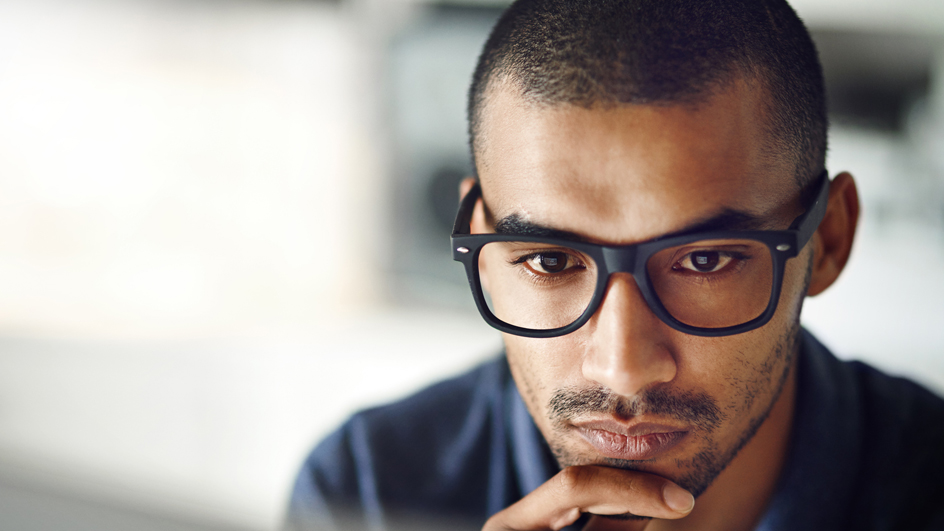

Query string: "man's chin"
[[550, 439, 712, 497], [551, 439, 673, 474]]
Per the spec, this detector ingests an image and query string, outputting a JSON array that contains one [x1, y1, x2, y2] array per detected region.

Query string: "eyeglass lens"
[[476, 239, 774, 331]]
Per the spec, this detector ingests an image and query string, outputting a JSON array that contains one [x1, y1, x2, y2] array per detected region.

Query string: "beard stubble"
[[544, 321, 800, 498]]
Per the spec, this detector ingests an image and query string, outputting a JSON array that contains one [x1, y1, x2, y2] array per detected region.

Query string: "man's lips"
[[574, 420, 689, 460]]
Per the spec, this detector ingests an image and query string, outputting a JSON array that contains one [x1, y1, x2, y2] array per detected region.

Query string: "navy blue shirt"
[[287, 330, 944, 530]]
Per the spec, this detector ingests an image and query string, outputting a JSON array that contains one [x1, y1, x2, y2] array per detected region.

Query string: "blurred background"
[[0, 0, 941, 529]]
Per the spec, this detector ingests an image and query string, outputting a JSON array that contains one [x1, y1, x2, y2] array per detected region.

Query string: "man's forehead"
[[475, 81, 798, 243]]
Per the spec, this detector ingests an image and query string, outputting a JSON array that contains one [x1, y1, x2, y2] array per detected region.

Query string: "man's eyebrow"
[[492, 209, 769, 243], [661, 209, 770, 239], [494, 215, 589, 242]]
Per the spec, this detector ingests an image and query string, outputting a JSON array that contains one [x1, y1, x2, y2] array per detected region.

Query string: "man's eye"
[[524, 252, 574, 274], [674, 251, 733, 273]]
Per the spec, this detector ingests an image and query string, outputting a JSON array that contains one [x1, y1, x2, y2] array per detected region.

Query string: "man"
[[288, 1, 944, 529]]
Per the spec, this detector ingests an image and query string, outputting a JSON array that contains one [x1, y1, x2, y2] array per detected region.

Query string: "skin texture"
[[469, 77, 860, 531]]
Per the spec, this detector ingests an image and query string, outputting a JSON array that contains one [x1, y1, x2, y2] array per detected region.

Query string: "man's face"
[[471, 79, 814, 496]]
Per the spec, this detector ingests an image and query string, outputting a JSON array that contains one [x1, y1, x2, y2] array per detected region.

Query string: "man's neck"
[[652, 359, 798, 531]]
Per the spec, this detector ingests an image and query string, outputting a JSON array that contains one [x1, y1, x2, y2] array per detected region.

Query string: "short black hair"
[[468, 0, 827, 194]]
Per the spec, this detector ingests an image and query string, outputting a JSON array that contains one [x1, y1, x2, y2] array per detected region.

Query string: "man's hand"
[[483, 465, 694, 531]]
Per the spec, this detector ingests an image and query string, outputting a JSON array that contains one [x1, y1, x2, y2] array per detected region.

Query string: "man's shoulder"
[[287, 355, 511, 529], [839, 353, 944, 460], [801, 331, 944, 432], [846, 357, 944, 429], [801, 333, 944, 529], [846, 359, 944, 529], [766, 332, 944, 530]]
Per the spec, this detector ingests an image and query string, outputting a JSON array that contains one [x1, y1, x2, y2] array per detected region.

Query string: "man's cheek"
[[505, 340, 547, 407], [506, 338, 579, 419]]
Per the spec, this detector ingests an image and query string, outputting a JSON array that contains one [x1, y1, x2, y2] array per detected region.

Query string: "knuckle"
[[623, 473, 660, 502], [557, 466, 593, 495], [621, 474, 645, 495]]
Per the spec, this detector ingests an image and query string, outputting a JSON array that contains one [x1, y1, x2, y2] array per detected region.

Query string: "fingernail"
[[663, 483, 694, 513]]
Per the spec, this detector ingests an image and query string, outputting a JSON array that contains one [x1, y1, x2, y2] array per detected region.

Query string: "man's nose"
[[581, 273, 677, 398]]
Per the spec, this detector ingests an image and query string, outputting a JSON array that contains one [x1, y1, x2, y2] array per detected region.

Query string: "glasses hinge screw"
[[776, 244, 790, 251], [457, 247, 470, 253]]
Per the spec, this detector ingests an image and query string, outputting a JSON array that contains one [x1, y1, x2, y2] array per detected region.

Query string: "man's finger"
[[482, 465, 694, 530]]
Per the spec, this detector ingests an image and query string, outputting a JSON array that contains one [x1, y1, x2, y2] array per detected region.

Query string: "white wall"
[[0, 0, 380, 341], [0, 1, 391, 529]]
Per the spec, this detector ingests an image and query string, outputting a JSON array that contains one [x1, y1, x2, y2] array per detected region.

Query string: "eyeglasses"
[[451, 171, 829, 338]]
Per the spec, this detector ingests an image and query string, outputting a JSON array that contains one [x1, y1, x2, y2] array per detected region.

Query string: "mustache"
[[547, 385, 724, 432]]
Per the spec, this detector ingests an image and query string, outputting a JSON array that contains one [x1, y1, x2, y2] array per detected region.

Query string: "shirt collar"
[[754, 329, 862, 529]]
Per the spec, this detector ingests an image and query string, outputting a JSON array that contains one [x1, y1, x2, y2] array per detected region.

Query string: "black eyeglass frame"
[[451, 171, 831, 338]]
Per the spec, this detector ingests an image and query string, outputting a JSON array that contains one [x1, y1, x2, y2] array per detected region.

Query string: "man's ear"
[[807, 172, 860, 296], [459, 177, 491, 234]]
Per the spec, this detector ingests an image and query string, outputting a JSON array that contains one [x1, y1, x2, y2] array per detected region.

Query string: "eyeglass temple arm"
[[791, 170, 831, 247], [452, 181, 482, 236]]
